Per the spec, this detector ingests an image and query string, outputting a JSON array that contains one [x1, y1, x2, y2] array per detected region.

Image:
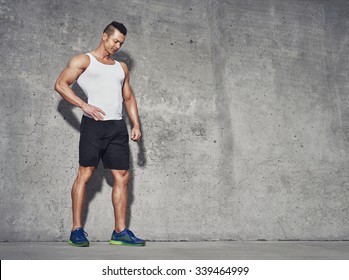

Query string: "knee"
[[113, 170, 129, 187], [76, 167, 95, 184]]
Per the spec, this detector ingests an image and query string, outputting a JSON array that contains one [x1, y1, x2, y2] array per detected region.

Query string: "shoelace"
[[76, 228, 88, 238], [126, 229, 135, 238]]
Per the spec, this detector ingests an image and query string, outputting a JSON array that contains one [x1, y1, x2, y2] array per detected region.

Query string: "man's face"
[[103, 29, 126, 54]]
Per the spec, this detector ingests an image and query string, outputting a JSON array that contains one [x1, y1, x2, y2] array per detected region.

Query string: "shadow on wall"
[[56, 50, 146, 231]]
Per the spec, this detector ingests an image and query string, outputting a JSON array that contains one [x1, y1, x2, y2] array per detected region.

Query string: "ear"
[[102, 32, 108, 41]]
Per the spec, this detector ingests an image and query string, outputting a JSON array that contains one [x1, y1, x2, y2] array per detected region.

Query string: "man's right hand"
[[81, 103, 106, 121]]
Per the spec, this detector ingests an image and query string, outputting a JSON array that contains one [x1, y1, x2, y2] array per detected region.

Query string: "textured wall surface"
[[1, 0, 349, 241]]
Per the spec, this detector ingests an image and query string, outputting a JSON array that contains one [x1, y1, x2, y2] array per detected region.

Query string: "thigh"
[[102, 120, 130, 170], [79, 116, 103, 168]]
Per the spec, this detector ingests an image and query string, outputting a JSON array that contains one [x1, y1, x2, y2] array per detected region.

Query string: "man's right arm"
[[54, 54, 105, 120]]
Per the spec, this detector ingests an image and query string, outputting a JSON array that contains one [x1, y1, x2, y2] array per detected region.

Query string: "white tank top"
[[77, 53, 125, 120]]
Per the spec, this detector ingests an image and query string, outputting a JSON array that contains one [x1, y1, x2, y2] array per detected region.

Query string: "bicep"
[[122, 78, 134, 100], [56, 67, 81, 86], [121, 64, 133, 100]]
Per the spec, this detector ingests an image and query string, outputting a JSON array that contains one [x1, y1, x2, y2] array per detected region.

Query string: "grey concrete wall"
[[1, 0, 349, 241]]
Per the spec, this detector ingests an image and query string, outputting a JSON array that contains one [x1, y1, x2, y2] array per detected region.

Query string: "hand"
[[81, 103, 105, 121], [131, 126, 141, 142]]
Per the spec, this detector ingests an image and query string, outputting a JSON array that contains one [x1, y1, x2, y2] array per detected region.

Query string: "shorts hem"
[[103, 165, 130, 170], [79, 162, 99, 168]]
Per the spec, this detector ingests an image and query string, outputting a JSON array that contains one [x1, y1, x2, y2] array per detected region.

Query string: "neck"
[[92, 43, 112, 60]]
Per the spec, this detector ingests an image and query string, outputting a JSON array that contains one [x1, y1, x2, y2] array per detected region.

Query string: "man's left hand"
[[131, 126, 141, 142]]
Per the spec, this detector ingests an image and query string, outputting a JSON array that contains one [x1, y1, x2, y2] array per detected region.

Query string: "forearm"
[[54, 82, 86, 109], [124, 96, 140, 127]]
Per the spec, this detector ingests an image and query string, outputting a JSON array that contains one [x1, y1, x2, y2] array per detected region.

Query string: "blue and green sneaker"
[[68, 227, 89, 247], [109, 229, 145, 246]]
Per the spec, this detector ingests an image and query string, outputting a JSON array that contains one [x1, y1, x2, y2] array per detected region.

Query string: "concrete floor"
[[1, 241, 349, 260]]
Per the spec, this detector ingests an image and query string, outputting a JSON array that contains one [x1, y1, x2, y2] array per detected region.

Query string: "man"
[[54, 21, 145, 247]]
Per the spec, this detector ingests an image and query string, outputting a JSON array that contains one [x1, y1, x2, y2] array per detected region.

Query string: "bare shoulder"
[[68, 53, 90, 70]]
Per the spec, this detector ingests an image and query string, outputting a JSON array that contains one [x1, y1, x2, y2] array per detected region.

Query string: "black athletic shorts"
[[79, 115, 130, 170]]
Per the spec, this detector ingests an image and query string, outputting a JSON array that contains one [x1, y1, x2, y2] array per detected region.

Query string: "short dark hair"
[[103, 21, 127, 36]]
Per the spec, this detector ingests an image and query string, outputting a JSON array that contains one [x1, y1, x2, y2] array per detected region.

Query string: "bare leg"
[[71, 166, 95, 230], [110, 169, 129, 232]]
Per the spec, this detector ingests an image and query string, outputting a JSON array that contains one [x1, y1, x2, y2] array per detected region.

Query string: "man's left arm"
[[121, 62, 141, 142]]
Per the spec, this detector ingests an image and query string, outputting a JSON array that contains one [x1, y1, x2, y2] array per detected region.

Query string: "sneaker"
[[109, 228, 145, 246], [68, 227, 89, 247]]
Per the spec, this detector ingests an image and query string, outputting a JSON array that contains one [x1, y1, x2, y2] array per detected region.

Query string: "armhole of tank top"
[[77, 54, 91, 83], [84, 53, 92, 69], [117, 61, 126, 80]]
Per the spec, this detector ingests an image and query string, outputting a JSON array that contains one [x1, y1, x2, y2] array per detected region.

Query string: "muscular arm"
[[120, 62, 141, 141], [54, 54, 105, 120]]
